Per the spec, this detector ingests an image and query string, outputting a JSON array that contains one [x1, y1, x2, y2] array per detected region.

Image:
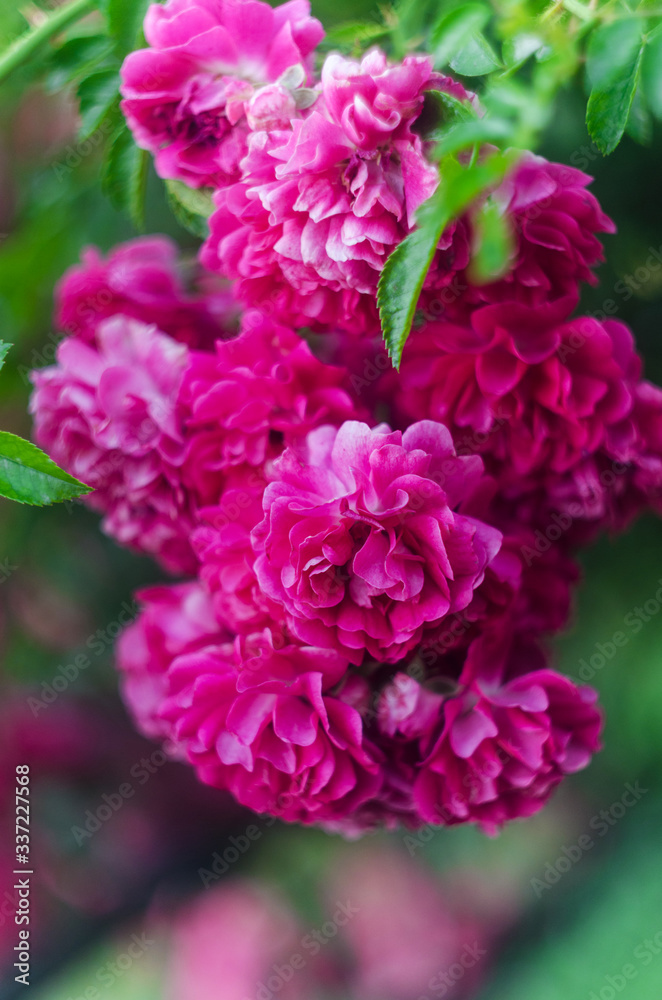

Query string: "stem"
[[0, 0, 96, 86]]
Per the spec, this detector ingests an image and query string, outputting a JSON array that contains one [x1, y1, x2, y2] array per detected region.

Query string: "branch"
[[0, 0, 96, 86]]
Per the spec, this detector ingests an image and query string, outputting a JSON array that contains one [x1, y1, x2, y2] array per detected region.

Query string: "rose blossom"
[[117, 581, 226, 739], [425, 153, 615, 326], [253, 419, 503, 663], [159, 629, 382, 824], [413, 632, 602, 833], [191, 466, 280, 631], [393, 313, 662, 532], [120, 0, 324, 188], [30, 316, 196, 573], [201, 50, 468, 333], [179, 311, 360, 505], [56, 236, 236, 348]]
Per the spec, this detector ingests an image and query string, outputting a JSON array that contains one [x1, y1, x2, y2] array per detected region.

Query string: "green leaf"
[[377, 150, 518, 370], [625, 84, 652, 144], [47, 34, 114, 91], [77, 69, 121, 139], [99, 0, 151, 56], [642, 29, 662, 119], [503, 32, 545, 70], [469, 197, 514, 283], [586, 19, 645, 154], [434, 117, 514, 157], [322, 20, 389, 50], [165, 179, 215, 240], [450, 32, 501, 76], [0, 342, 12, 371], [102, 126, 150, 230], [415, 89, 477, 142], [430, 4, 490, 68], [0, 432, 92, 506]]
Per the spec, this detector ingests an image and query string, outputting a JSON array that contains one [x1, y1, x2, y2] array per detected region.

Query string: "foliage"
[[1, 0, 661, 364], [0, 341, 90, 505]]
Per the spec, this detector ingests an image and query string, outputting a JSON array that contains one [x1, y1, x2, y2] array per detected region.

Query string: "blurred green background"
[[1, 0, 662, 998]]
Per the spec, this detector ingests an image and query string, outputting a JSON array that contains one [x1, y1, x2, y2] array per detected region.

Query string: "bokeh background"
[[1, 1, 662, 998]]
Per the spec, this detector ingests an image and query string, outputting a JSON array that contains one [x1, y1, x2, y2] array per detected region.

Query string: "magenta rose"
[[117, 581, 226, 739], [180, 311, 360, 505], [30, 316, 196, 573], [414, 633, 602, 833], [425, 153, 615, 327], [253, 419, 503, 663], [201, 50, 468, 333], [159, 629, 382, 824], [56, 236, 236, 348]]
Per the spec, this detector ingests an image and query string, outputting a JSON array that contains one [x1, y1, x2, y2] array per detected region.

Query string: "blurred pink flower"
[[166, 881, 310, 1000], [30, 316, 196, 573], [56, 236, 236, 347], [117, 581, 226, 739], [328, 846, 487, 1000]]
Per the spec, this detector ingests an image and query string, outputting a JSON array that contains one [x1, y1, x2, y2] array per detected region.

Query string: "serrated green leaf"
[[102, 126, 150, 230], [586, 19, 645, 154], [77, 69, 121, 139], [165, 179, 214, 240], [378, 151, 518, 370], [587, 57, 644, 154], [0, 432, 92, 506], [430, 4, 490, 68], [469, 198, 514, 283], [450, 32, 501, 76], [641, 30, 662, 118], [99, 0, 151, 56], [0, 342, 11, 371]]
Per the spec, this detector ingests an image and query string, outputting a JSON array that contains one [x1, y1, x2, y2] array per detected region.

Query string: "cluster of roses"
[[29, 0, 662, 834]]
